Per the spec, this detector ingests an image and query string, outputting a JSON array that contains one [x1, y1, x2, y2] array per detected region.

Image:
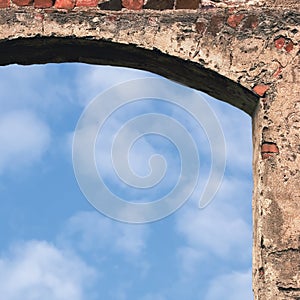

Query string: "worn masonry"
[[0, 0, 299, 299]]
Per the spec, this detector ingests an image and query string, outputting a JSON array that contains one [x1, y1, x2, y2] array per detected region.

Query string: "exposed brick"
[[261, 143, 279, 159], [253, 84, 269, 97], [55, 0, 75, 8], [12, 0, 32, 5], [34, 0, 53, 7], [261, 143, 279, 154], [144, 0, 174, 9], [122, 0, 143, 10], [175, 0, 199, 9], [227, 14, 245, 28], [0, 0, 9, 7], [285, 40, 294, 53], [274, 37, 285, 49]]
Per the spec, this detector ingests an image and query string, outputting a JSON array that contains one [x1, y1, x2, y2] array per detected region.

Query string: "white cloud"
[[73, 77, 215, 218], [55, 131, 75, 166], [0, 210, 150, 300], [0, 110, 51, 174], [95, 114, 161, 187], [0, 63, 255, 300], [177, 246, 204, 275], [0, 65, 75, 115], [175, 98, 253, 271], [176, 201, 251, 262], [0, 66, 45, 110], [205, 269, 253, 300], [205, 93, 253, 175], [74, 65, 156, 106], [60, 211, 148, 257], [176, 173, 252, 275], [0, 240, 96, 300]]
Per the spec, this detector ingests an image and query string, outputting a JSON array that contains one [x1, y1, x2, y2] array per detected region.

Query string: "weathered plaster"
[[0, 2, 299, 298]]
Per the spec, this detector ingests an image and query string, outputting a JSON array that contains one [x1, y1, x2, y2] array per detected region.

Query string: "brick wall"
[[0, 0, 254, 11]]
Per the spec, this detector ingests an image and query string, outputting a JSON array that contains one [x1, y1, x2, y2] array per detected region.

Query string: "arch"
[[0, 7, 263, 115], [0, 36, 258, 115], [1, 4, 299, 300]]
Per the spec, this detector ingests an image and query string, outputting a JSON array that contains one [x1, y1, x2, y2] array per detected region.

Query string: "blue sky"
[[0, 63, 253, 300]]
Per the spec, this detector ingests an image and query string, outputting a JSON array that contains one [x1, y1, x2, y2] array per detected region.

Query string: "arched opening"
[[0, 37, 258, 115], [0, 36, 256, 299]]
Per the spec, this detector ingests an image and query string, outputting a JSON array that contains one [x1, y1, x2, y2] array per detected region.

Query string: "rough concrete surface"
[[0, 1, 299, 299]]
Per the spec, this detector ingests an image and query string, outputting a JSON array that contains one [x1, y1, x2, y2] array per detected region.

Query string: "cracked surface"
[[0, 7, 299, 114], [252, 48, 300, 298], [0, 3, 299, 299]]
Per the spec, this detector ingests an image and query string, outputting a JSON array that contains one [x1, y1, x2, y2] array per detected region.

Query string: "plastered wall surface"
[[0, 1, 299, 298]]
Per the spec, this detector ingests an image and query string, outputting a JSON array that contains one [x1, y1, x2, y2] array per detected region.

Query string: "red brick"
[[175, 0, 199, 9], [253, 84, 269, 97], [285, 40, 294, 53], [122, 0, 143, 10], [12, 0, 32, 5], [76, 0, 97, 6], [261, 143, 279, 159], [34, 0, 53, 7], [274, 37, 285, 49], [261, 143, 279, 153], [227, 14, 244, 28], [0, 0, 9, 7], [55, 0, 75, 9]]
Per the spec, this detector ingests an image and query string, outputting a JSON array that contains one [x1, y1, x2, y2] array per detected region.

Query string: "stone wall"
[[0, 1, 299, 299], [0, 0, 245, 10], [1, 0, 298, 10]]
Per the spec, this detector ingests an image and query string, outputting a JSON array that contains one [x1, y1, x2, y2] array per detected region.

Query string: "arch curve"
[[0, 8, 259, 115], [1, 3, 300, 300]]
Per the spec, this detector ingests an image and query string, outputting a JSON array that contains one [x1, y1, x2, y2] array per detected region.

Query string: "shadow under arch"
[[0, 37, 258, 115]]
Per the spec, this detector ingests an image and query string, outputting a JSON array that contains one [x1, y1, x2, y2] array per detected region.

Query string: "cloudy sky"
[[0, 63, 253, 300]]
